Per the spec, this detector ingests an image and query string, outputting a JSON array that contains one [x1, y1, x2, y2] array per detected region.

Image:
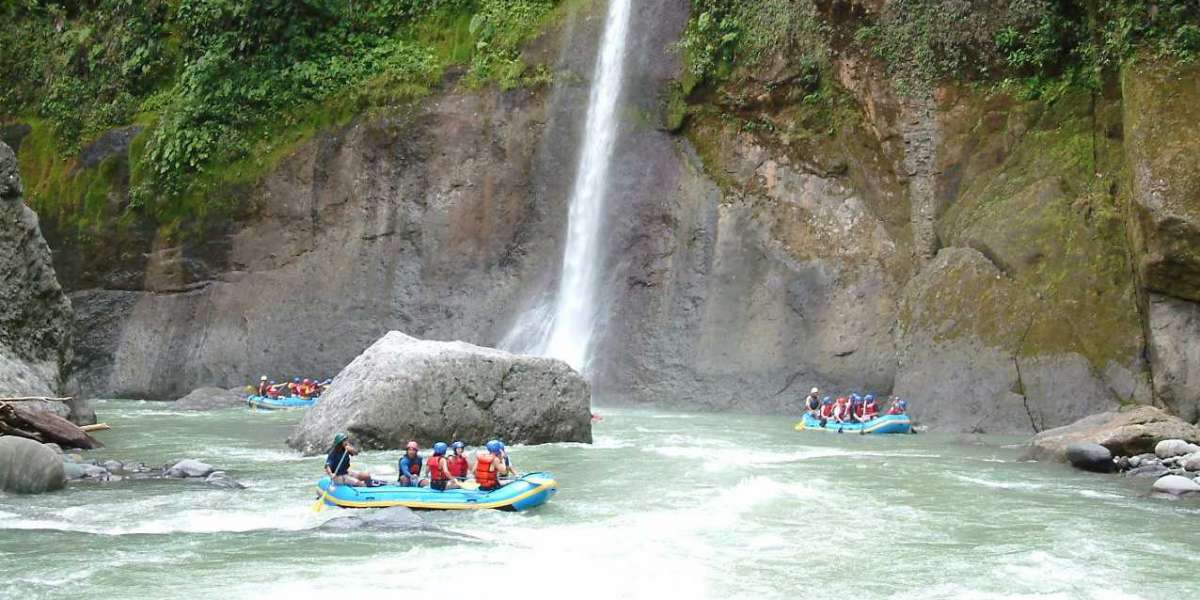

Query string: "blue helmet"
[[433, 441, 448, 455], [451, 441, 465, 450], [898, 399, 908, 409], [822, 397, 832, 405], [486, 440, 504, 454], [864, 394, 875, 402], [851, 393, 862, 402], [293, 377, 300, 383], [269, 380, 276, 384]]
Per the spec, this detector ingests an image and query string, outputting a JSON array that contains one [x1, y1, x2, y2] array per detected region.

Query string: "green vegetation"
[[854, 0, 1200, 98], [678, 0, 1200, 102], [1, 0, 561, 238]]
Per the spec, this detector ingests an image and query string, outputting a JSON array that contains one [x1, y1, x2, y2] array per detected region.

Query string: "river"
[[1, 401, 1198, 600]]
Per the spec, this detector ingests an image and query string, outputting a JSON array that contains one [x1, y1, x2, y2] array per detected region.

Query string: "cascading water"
[[505, 0, 633, 373]]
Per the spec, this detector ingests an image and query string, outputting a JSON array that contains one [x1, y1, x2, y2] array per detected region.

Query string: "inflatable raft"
[[246, 395, 318, 410], [315, 472, 557, 511], [794, 413, 912, 434]]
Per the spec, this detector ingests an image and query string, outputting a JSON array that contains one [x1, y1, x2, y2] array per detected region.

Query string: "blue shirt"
[[399, 455, 423, 477], [326, 448, 350, 476]]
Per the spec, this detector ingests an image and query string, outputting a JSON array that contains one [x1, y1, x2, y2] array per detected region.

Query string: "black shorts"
[[430, 480, 448, 491]]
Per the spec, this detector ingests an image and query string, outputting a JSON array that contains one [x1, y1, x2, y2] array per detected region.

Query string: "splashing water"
[[506, 0, 633, 373]]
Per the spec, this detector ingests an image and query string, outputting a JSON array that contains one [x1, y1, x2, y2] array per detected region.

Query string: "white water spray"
[[507, 0, 632, 372]]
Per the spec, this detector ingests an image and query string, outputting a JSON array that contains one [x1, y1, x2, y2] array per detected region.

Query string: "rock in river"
[[1024, 406, 1200, 463], [175, 386, 246, 411], [204, 471, 246, 489], [288, 331, 592, 454], [1151, 475, 1200, 496], [164, 459, 215, 478], [0, 436, 65, 494], [1065, 443, 1115, 473]]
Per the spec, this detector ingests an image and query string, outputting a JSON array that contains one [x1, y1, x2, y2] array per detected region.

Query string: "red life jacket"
[[448, 455, 469, 478], [887, 406, 904, 415], [475, 453, 499, 489], [854, 403, 865, 419], [428, 455, 448, 482], [820, 403, 833, 418], [863, 403, 879, 419]]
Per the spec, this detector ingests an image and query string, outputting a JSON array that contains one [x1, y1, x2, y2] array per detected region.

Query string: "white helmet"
[[810, 387, 819, 394]]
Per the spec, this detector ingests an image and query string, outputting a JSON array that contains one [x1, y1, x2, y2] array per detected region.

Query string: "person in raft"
[[256, 375, 270, 396], [447, 441, 471, 481], [887, 397, 908, 415], [398, 441, 428, 487], [475, 440, 517, 491], [819, 397, 834, 421], [860, 395, 880, 421], [425, 442, 461, 491], [326, 433, 371, 487], [803, 387, 821, 417]]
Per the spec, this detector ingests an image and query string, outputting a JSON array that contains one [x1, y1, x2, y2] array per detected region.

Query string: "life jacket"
[[820, 403, 833, 418], [428, 455, 449, 482], [448, 454, 469, 478], [887, 405, 904, 415], [863, 403, 879, 419], [805, 395, 819, 411], [854, 403, 865, 419], [475, 452, 499, 489], [257, 382, 269, 395]]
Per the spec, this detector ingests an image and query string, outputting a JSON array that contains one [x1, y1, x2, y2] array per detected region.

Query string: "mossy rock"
[[1122, 60, 1200, 302]]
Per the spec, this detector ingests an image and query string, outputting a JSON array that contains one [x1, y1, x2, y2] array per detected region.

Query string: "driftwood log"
[[0, 396, 73, 403], [0, 401, 103, 449]]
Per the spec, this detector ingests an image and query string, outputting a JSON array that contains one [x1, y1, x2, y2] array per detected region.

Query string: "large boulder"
[[1024, 405, 1200, 463], [174, 386, 246, 411], [0, 436, 66, 494], [288, 331, 592, 454]]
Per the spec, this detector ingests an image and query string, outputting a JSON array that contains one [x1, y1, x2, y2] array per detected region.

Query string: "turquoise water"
[[1, 400, 1198, 600]]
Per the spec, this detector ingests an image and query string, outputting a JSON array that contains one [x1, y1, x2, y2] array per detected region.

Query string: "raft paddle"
[[313, 450, 351, 513]]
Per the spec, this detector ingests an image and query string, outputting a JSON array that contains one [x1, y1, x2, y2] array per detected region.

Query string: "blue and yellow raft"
[[794, 413, 912, 434], [246, 395, 318, 410], [314, 472, 558, 512]]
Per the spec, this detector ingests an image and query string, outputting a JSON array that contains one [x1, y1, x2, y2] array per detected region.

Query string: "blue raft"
[[315, 472, 558, 512], [246, 395, 318, 410], [794, 412, 913, 434]]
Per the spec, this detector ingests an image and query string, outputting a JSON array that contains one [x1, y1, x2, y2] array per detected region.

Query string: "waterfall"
[[504, 0, 632, 373]]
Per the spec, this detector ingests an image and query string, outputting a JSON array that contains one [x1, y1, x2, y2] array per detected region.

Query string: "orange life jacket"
[[448, 455, 469, 478], [475, 452, 499, 489], [428, 455, 449, 482]]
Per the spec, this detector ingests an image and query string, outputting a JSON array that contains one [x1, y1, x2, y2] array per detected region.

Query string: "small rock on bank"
[[0, 436, 65, 494], [1065, 443, 1114, 473], [288, 331, 592, 454], [174, 387, 246, 411], [1151, 475, 1200, 496], [1154, 439, 1200, 459]]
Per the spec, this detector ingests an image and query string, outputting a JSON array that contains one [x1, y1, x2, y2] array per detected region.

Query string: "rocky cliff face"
[[17, 1, 1200, 433], [0, 141, 72, 398]]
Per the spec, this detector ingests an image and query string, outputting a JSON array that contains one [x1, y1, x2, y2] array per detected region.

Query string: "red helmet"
[[406, 441, 419, 451]]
